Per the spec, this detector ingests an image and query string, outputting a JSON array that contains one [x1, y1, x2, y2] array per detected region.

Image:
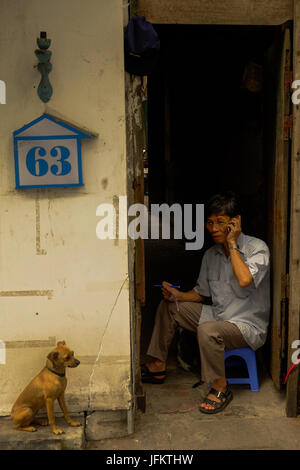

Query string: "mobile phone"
[[227, 221, 232, 233], [227, 215, 241, 232], [226, 218, 235, 232]]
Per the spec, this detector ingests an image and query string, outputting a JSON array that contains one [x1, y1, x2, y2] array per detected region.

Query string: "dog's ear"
[[47, 351, 59, 362], [57, 340, 66, 347]]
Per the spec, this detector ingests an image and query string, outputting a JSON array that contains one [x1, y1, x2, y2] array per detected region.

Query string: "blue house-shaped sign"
[[13, 114, 91, 188]]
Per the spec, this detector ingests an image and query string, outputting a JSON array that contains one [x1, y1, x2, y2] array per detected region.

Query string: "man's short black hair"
[[206, 191, 242, 219]]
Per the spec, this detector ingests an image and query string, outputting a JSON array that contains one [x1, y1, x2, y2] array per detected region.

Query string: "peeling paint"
[[78, 355, 130, 365], [4, 336, 56, 348], [113, 195, 119, 246], [47, 199, 56, 242], [126, 75, 144, 156], [35, 194, 47, 255], [0, 290, 53, 299]]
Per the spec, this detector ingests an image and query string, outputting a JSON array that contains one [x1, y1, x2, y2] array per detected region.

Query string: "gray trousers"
[[146, 300, 248, 383]]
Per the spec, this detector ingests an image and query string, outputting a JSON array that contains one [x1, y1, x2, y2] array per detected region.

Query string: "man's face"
[[205, 211, 231, 244]]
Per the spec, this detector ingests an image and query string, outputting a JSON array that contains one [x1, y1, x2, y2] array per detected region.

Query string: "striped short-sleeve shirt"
[[193, 232, 270, 350]]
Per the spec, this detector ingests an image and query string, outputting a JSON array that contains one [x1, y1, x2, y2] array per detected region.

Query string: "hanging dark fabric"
[[124, 16, 160, 76]]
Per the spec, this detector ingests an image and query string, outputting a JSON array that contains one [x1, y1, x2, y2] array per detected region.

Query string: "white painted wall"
[[0, 0, 131, 414]]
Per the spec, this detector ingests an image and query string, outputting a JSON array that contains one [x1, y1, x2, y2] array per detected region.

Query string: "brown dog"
[[11, 341, 81, 434]]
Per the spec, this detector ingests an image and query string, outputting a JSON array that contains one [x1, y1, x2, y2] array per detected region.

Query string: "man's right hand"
[[161, 281, 180, 302], [162, 282, 204, 303]]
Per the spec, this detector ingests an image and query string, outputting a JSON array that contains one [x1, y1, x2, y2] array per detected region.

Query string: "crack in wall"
[[87, 275, 129, 411]]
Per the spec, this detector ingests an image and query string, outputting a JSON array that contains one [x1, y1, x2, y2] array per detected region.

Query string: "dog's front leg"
[[45, 398, 63, 434], [57, 393, 81, 427]]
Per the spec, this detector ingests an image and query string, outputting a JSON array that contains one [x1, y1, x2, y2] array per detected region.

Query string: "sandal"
[[199, 384, 233, 414], [141, 363, 166, 384]]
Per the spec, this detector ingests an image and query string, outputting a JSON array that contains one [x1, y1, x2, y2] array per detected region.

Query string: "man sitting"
[[141, 191, 270, 414]]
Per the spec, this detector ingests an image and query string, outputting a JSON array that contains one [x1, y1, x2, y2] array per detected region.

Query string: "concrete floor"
[[1, 357, 299, 450], [87, 358, 300, 450], [85, 238, 300, 451], [0, 415, 85, 450]]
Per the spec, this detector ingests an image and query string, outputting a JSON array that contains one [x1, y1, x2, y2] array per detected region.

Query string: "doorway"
[[139, 24, 292, 405]]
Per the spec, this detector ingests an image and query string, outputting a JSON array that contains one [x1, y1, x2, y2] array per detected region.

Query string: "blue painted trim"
[[13, 135, 84, 189], [13, 115, 46, 136], [44, 114, 91, 139], [15, 135, 79, 141], [14, 138, 20, 188], [77, 137, 83, 186], [13, 116, 89, 189], [13, 114, 91, 139], [15, 183, 84, 189]]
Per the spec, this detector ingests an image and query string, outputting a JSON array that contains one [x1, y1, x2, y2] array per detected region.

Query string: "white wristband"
[[229, 244, 238, 250]]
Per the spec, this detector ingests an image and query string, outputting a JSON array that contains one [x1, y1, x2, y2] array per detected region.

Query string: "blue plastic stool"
[[225, 347, 259, 392]]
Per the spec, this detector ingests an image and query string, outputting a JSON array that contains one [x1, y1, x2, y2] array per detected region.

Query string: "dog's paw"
[[23, 426, 37, 432], [69, 421, 81, 427], [53, 428, 64, 435]]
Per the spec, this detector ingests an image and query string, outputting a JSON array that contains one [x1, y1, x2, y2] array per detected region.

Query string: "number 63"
[[26, 145, 72, 177]]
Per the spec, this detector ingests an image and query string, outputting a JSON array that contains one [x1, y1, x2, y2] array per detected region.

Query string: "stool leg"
[[245, 352, 259, 392]]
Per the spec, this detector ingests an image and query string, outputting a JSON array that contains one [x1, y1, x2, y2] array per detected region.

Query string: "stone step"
[[0, 416, 85, 450]]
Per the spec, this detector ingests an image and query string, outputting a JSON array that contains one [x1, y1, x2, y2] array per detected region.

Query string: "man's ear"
[[47, 351, 59, 362], [57, 341, 66, 347]]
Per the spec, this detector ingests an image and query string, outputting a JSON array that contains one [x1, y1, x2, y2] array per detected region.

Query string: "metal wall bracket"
[[35, 31, 53, 103]]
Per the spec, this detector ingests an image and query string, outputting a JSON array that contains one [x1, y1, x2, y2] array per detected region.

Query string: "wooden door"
[[268, 26, 292, 390], [286, 3, 300, 416]]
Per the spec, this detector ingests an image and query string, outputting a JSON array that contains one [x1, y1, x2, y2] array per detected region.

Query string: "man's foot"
[[141, 360, 166, 383], [199, 381, 233, 414], [199, 384, 226, 411]]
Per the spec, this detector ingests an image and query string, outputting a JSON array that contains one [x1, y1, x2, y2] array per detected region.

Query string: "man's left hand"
[[226, 215, 242, 245]]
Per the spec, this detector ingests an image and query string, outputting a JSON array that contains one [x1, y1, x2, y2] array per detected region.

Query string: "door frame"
[[125, 71, 148, 418], [137, 0, 293, 26], [286, 0, 300, 417], [126, 0, 300, 417]]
